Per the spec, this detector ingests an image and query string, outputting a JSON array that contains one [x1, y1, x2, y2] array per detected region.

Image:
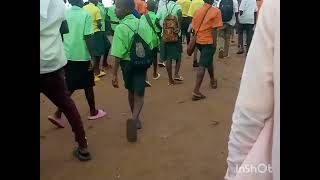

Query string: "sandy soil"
[[40, 41, 245, 180]]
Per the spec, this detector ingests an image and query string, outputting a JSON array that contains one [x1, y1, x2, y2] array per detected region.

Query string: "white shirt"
[[215, 0, 239, 26], [225, 0, 280, 179], [238, 0, 257, 24], [157, 0, 168, 14], [40, 0, 67, 74]]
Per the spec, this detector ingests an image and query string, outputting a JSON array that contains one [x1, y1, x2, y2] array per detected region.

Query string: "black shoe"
[[193, 61, 199, 67], [126, 119, 137, 142], [73, 148, 91, 161], [136, 119, 142, 129]]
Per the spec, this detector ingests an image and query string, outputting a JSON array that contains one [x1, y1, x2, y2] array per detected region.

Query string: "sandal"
[[145, 81, 152, 87], [126, 119, 137, 142], [192, 92, 206, 101], [88, 109, 107, 120], [153, 73, 161, 80], [73, 147, 91, 161], [48, 116, 65, 128], [174, 76, 184, 82]]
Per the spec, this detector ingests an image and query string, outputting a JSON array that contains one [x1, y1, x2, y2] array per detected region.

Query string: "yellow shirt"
[[187, 0, 204, 17], [83, 3, 102, 32], [177, 0, 191, 17]]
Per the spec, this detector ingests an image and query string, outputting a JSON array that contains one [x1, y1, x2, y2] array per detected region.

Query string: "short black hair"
[[204, 0, 214, 5], [68, 0, 82, 6], [147, 0, 157, 12], [118, 0, 135, 11]]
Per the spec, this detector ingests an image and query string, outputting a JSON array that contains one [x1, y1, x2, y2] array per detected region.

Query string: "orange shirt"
[[192, 3, 223, 44], [134, 0, 148, 15]]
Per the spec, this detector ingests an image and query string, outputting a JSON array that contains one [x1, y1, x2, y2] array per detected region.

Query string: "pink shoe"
[[48, 116, 65, 128], [88, 109, 107, 120]]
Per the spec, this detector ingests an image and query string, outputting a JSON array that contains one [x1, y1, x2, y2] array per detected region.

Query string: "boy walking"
[[142, 0, 162, 86], [49, 0, 107, 124], [83, 0, 105, 82], [111, 0, 154, 142], [191, 0, 222, 100], [157, 0, 184, 85]]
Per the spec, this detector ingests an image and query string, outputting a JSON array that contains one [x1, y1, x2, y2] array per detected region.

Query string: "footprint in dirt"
[[209, 120, 219, 127]]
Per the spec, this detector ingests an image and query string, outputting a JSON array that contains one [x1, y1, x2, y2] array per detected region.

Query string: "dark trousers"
[[40, 68, 87, 148], [182, 17, 191, 44], [238, 23, 254, 52]]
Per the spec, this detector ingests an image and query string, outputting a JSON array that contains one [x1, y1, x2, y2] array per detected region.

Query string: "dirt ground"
[[40, 41, 245, 180]]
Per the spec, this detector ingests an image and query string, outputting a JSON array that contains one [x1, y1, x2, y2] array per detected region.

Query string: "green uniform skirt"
[[160, 37, 182, 61]]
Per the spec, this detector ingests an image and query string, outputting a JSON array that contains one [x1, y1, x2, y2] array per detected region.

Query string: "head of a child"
[[68, 0, 83, 7], [147, 0, 157, 12], [204, 0, 214, 5], [89, 0, 99, 5], [115, 0, 135, 19]]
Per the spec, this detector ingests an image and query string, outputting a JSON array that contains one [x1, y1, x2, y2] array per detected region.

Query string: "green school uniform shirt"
[[107, 5, 120, 32], [97, 2, 106, 31], [63, 6, 94, 61], [140, 11, 160, 48], [111, 14, 154, 61]]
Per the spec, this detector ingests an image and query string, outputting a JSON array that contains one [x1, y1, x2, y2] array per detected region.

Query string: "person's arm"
[[225, 0, 278, 178], [212, 28, 218, 48], [60, 20, 69, 34], [84, 35, 95, 70], [177, 9, 182, 31], [95, 9, 103, 30], [112, 57, 120, 88]]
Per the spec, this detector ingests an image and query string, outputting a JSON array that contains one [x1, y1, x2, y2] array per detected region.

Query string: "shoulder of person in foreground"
[[224, 0, 279, 179]]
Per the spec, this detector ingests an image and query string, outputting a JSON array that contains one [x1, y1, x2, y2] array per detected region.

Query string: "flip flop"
[[158, 62, 166, 67], [126, 119, 137, 142], [145, 81, 152, 87], [192, 92, 206, 101], [153, 73, 161, 80], [48, 116, 65, 128], [174, 76, 184, 82], [168, 82, 175, 86], [94, 76, 101, 82], [88, 109, 107, 120], [73, 147, 91, 161], [97, 71, 107, 77]]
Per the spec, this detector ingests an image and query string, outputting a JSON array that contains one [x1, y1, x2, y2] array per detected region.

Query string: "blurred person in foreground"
[[225, 0, 279, 179]]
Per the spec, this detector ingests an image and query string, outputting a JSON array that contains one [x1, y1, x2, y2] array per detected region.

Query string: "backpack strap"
[[145, 14, 157, 35], [195, 6, 211, 36]]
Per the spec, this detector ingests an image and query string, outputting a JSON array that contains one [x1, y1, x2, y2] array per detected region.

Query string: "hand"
[[112, 75, 119, 88]]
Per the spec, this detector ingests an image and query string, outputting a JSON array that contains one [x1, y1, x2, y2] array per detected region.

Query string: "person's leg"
[[93, 56, 101, 76], [152, 48, 159, 78], [207, 62, 217, 88], [193, 66, 206, 94], [166, 59, 174, 84], [174, 59, 182, 79], [84, 87, 99, 116], [41, 69, 88, 152], [223, 25, 232, 57], [217, 27, 225, 58], [237, 24, 244, 54], [102, 36, 111, 69], [128, 90, 134, 113], [246, 24, 255, 53], [132, 92, 144, 121], [54, 90, 75, 119]]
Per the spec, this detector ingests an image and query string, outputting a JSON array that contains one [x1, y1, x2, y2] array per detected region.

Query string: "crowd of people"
[[41, 0, 279, 179]]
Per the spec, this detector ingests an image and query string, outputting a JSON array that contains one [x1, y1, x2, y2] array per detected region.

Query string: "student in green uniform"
[[97, 0, 112, 70], [157, 0, 183, 85], [106, 0, 120, 36], [111, 0, 154, 142], [141, 0, 162, 86], [83, 0, 105, 82], [51, 0, 107, 124]]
